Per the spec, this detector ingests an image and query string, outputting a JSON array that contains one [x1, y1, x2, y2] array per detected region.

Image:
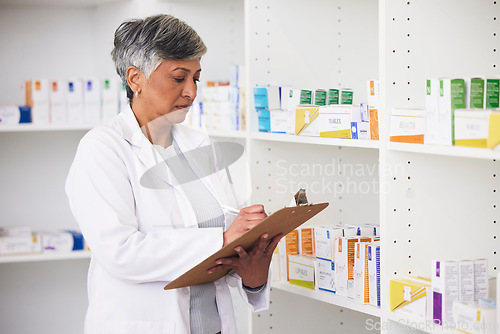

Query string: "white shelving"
[[0, 251, 91, 264], [1, 0, 499, 333], [247, 0, 499, 333], [206, 129, 246, 139], [0, 123, 99, 132], [251, 131, 381, 149], [271, 281, 381, 318], [387, 142, 500, 160]]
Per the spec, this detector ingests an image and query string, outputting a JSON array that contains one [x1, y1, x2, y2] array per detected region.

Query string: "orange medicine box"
[[278, 229, 299, 281], [299, 227, 315, 256], [335, 237, 372, 297]]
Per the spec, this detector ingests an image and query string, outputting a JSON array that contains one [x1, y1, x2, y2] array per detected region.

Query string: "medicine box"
[[425, 78, 440, 144], [0, 106, 21, 125], [340, 89, 354, 105], [473, 259, 489, 303], [454, 110, 490, 148], [253, 86, 280, 110], [328, 89, 340, 105], [432, 260, 459, 326], [295, 105, 353, 138], [298, 227, 315, 256], [288, 254, 316, 289], [368, 243, 380, 307], [119, 82, 128, 114], [315, 258, 335, 293], [83, 78, 101, 123], [42, 231, 74, 252], [271, 249, 281, 281], [270, 109, 287, 133], [0, 234, 39, 255], [485, 78, 500, 109], [314, 226, 342, 261], [314, 89, 327, 106], [468, 77, 485, 109], [335, 237, 371, 297], [458, 260, 475, 303], [66, 79, 84, 123], [487, 112, 500, 149], [439, 78, 466, 146], [286, 89, 313, 134], [453, 301, 496, 334], [390, 277, 432, 319], [278, 229, 299, 281], [49, 80, 67, 124], [354, 242, 370, 304], [390, 108, 425, 144], [257, 108, 270, 132], [25, 79, 50, 124], [367, 80, 379, 140], [102, 78, 120, 122]]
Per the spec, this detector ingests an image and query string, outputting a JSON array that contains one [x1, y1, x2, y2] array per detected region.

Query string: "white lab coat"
[[66, 106, 270, 334]]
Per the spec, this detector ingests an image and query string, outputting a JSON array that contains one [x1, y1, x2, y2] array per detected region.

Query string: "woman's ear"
[[126, 66, 142, 96]]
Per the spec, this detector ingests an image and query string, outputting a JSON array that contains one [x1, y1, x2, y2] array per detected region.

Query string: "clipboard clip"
[[294, 188, 309, 206]]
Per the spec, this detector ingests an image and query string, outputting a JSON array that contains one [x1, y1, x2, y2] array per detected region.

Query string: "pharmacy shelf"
[[384, 312, 458, 334], [206, 129, 246, 139], [387, 142, 500, 160], [270, 281, 381, 318], [0, 123, 99, 133], [0, 250, 90, 264], [0, 0, 127, 7], [250, 131, 381, 149]]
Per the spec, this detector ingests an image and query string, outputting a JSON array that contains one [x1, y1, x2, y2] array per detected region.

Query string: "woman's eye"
[[174, 77, 185, 83], [193, 78, 200, 83]]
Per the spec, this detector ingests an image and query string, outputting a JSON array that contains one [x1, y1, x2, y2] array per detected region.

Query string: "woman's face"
[[139, 58, 201, 125]]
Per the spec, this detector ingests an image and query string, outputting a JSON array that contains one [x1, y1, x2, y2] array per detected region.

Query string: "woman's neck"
[[132, 106, 173, 148], [144, 122, 172, 148]]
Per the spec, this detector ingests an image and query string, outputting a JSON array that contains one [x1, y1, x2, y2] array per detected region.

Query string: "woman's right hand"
[[223, 204, 267, 247]]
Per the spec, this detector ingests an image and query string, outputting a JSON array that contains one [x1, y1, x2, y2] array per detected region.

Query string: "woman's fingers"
[[264, 233, 283, 255], [240, 204, 265, 214]]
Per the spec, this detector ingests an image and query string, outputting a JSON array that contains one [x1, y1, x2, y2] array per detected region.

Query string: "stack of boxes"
[[253, 80, 379, 141], [0, 78, 125, 126], [0, 226, 85, 255], [200, 81, 233, 130], [390, 76, 500, 149], [185, 65, 246, 131], [389, 258, 493, 332], [273, 222, 381, 307]]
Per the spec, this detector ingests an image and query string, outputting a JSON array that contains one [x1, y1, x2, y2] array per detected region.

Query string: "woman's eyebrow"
[[172, 67, 202, 73]]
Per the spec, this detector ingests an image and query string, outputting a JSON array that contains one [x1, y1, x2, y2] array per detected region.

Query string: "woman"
[[66, 14, 281, 334]]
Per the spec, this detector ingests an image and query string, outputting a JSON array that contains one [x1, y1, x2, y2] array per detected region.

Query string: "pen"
[[221, 205, 240, 215]]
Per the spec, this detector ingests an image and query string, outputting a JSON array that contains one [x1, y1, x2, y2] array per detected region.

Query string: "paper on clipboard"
[[164, 202, 329, 290]]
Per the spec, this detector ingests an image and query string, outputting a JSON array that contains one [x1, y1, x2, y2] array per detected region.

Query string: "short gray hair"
[[111, 14, 207, 103]]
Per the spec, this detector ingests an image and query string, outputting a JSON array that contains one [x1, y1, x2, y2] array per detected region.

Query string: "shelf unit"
[[0, 250, 91, 264], [1, 0, 499, 333], [246, 1, 499, 334]]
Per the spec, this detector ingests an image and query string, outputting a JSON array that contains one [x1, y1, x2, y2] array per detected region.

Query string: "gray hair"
[[111, 14, 207, 103]]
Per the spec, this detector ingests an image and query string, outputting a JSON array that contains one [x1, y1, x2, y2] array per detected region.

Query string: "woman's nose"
[[182, 81, 197, 100]]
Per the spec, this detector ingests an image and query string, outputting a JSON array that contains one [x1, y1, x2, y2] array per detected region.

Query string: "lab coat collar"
[[117, 105, 207, 152], [116, 105, 212, 189]]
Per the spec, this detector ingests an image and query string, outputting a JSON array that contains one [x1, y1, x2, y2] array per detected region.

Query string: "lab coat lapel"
[[119, 106, 178, 188], [172, 125, 225, 204]]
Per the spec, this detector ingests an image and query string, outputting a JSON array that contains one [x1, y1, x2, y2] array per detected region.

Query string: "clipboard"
[[164, 202, 329, 290]]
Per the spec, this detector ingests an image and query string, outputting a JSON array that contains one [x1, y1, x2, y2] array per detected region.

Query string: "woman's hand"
[[207, 232, 284, 288], [222, 204, 267, 247]]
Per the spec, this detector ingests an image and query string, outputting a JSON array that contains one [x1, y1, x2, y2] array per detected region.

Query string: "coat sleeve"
[[65, 129, 223, 284], [224, 270, 272, 312]]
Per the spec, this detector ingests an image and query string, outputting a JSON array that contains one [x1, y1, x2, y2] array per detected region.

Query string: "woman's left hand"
[[207, 232, 284, 288]]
